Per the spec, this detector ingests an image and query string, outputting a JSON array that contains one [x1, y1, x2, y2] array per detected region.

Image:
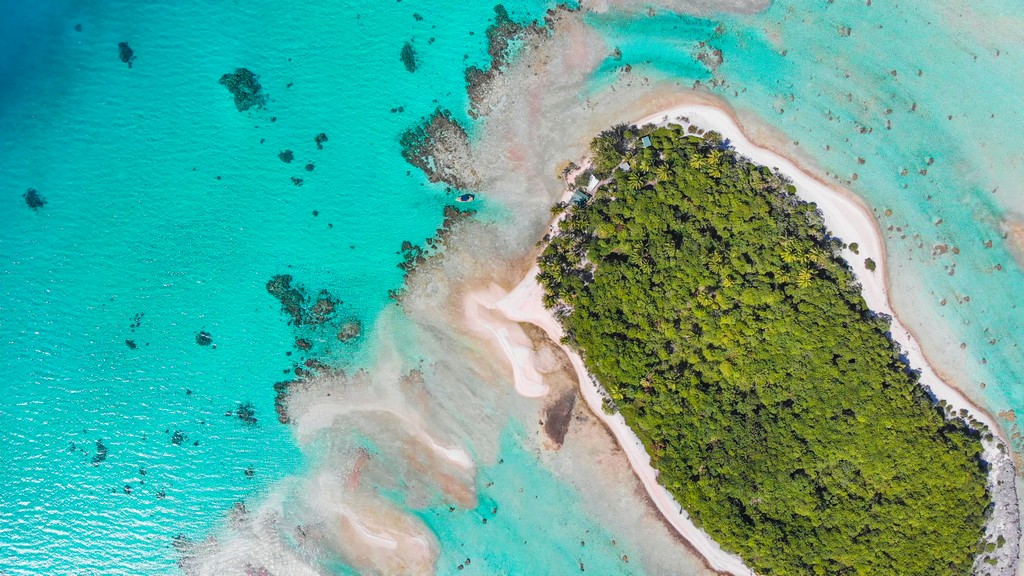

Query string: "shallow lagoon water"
[[2, 0, 1024, 574]]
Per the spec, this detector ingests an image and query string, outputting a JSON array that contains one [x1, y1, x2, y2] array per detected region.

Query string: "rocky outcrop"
[[972, 442, 1021, 576]]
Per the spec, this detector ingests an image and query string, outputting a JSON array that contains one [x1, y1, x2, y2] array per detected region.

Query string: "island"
[[520, 118, 1002, 574]]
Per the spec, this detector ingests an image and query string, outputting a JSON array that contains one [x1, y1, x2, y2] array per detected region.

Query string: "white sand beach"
[[464, 102, 1017, 576]]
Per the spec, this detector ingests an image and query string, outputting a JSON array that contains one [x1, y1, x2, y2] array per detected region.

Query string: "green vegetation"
[[538, 124, 989, 575], [865, 257, 877, 272]]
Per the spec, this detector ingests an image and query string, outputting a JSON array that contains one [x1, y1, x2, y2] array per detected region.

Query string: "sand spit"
[[464, 284, 550, 397]]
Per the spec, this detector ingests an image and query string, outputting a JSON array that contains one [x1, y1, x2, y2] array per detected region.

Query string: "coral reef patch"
[[266, 275, 308, 326], [273, 381, 291, 424], [399, 109, 477, 188], [219, 68, 267, 112], [118, 42, 135, 68], [91, 439, 108, 465], [235, 402, 257, 426], [464, 5, 560, 118], [393, 205, 476, 299], [401, 41, 418, 72], [170, 430, 187, 446], [336, 319, 361, 342], [265, 274, 359, 362], [23, 188, 46, 211]]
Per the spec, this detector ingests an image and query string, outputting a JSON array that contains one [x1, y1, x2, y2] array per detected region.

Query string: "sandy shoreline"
[[465, 102, 1019, 576]]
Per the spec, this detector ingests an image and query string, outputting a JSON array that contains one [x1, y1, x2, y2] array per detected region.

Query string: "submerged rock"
[[91, 439, 108, 465], [171, 533, 192, 552], [219, 68, 267, 112], [695, 47, 724, 70], [308, 291, 338, 324], [395, 205, 476, 289], [314, 132, 328, 149], [336, 319, 361, 342], [195, 331, 213, 346], [266, 274, 346, 332], [118, 42, 135, 68], [171, 430, 187, 446], [401, 41, 417, 72], [273, 381, 292, 424], [266, 275, 305, 325], [278, 150, 294, 163], [23, 188, 46, 211], [236, 402, 257, 425]]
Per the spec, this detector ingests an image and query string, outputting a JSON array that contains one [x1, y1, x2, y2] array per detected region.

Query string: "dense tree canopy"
[[539, 124, 989, 575]]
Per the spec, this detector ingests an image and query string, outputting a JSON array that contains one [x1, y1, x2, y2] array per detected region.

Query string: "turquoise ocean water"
[[3, 0, 1024, 574]]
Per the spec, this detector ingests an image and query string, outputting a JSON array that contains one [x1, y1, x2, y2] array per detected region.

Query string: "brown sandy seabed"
[[437, 253, 735, 575]]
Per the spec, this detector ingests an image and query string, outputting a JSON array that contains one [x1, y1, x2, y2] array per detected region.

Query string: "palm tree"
[[705, 150, 724, 178], [779, 240, 801, 264], [636, 155, 653, 174], [627, 172, 644, 191], [796, 269, 813, 288]]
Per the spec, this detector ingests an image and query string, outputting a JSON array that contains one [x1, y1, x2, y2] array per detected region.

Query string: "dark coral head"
[[24, 188, 46, 211], [219, 68, 267, 112]]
